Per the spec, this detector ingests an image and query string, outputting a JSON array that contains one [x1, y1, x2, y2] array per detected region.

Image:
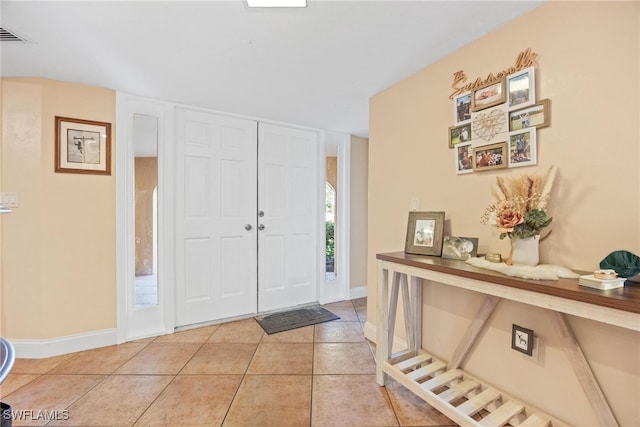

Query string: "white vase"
[[511, 235, 540, 266]]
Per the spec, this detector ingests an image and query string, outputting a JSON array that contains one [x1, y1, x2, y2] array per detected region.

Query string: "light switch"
[[410, 197, 419, 211], [0, 192, 18, 208]]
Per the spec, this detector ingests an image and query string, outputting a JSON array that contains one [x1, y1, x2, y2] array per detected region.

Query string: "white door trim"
[[117, 95, 338, 340], [116, 93, 175, 343], [319, 132, 351, 304]]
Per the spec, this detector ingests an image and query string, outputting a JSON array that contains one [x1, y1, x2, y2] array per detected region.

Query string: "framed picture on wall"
[[55, 116, 111, 175], [449, 123, 472, 148], [472, 141, 507, 171], [508, 128, 537, 168], [453, 91, 472, 125], [455, 142, 473, 175], [509, 99, 550, 131], [404, 211, 445, 256], [507, 66, 536, 111], [471, 78, 506, 112], [512, 324, 535, 356]]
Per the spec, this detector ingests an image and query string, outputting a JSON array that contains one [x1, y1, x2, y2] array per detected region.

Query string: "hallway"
[[0, 299, 456, 426]]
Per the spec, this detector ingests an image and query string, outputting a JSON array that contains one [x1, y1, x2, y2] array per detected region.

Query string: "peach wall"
[[350, 136, 368, 289], [368, 2, 639, 426], [1, 78, 116, 339]]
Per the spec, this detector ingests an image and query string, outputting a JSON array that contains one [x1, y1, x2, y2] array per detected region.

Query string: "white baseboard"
[[363, 321, 408, 353], [349, 286, 367, 300], [10, 328, 118, 359]]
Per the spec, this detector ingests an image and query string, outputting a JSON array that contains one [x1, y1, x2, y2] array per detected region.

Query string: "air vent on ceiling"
[[0, 27, 28, 43]]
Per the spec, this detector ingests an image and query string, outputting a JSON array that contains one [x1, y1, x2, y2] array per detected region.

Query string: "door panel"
[[258, 123, 319, 312], [176, 108, 258, 327]]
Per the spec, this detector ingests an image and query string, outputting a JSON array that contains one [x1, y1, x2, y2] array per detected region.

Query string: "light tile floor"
[[0, 298, 457, 426]]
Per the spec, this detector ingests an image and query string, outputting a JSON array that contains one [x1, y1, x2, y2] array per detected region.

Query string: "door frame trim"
[[117, 95, 345, 341], [319, 132, 350, 304], [116, 93, 175, 343]]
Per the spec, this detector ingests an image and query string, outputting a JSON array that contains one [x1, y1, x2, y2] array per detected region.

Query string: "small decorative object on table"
[[579, 271, 626, 290], [593, 269, 618, 280], [481, 165, 557, 266]]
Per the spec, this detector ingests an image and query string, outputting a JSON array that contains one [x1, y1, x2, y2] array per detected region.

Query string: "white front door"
[[175, 107, 258, 327], [258, 123, 319, 312]]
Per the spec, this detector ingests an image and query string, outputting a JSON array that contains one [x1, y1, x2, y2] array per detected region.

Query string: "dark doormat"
[[255, 305, 340, 334]]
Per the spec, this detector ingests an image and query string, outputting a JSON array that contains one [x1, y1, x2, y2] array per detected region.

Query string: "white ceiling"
[[0, 0, 542, 137]]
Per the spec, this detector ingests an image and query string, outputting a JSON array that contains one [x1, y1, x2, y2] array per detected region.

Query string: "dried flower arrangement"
[[481, 166, 557, 239]]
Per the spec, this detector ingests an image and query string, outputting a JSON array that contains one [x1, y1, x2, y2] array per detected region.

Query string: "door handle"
[[245, 224, 252, 231], [258, 210, 265, 218], [258, 224, 265, 231]]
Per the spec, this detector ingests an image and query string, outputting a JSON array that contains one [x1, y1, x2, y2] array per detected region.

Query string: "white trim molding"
[[349, 286, 368, 300], [10, 329, 118, 359]]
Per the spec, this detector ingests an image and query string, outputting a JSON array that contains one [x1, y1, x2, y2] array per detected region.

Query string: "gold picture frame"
[[471, 78, 506, 112], [448, 123, 472, 148], [55, 116, 111, 175], [508, 99, 550, 132], [473, 141, 507, 172], [404, 211, 445, 256]]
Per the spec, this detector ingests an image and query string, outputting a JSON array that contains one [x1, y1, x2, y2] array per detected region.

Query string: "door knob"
[[258, 210, 265, 218], [258, 224, 265, 231], [245, 224, 252, 231]]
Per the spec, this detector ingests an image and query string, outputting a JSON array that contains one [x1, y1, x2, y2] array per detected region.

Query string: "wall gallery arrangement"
[[449, 49, 550, 175]]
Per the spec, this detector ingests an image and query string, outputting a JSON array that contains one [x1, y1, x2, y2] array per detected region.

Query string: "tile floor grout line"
[[130, 373, 179, 427], [129, 337, 213, 426], [218, 327, 263, 427]]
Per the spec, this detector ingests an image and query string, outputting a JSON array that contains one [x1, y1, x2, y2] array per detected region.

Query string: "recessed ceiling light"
[[247, 0, 307, 8]]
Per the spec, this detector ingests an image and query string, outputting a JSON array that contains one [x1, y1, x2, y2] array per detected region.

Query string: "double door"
[[175, 107, 319, 327]]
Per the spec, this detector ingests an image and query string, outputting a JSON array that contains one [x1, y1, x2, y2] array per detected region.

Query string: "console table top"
[[377, 252, 640, 315]]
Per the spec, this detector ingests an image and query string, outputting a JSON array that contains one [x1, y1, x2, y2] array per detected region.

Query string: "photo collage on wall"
[[450, 66, 550, 175]]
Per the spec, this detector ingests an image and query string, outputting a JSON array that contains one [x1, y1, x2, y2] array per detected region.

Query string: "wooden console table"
[[375, 252, 640, 427]]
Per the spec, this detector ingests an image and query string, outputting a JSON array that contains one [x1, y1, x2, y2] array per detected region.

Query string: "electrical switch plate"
[[410, 197, 419, 211], [0, 192, 18, 208]]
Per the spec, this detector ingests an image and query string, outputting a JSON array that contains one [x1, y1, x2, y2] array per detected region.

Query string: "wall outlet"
[[0, 192, 18, 208]]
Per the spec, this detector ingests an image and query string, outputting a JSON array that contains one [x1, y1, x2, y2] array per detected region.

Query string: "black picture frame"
[[511, 324, 535, 356]]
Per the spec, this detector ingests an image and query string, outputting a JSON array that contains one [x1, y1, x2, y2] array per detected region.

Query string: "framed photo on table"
[[441, 236, 479, 260], [404, 211, 445, 256], [55, 116, 111, 175]]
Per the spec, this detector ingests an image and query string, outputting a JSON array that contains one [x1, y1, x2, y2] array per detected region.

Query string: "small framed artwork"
[[449, 123, 472, 148], [509, 99, 550, 131], [508, 128, 537, 168], [404, 211, 445, 256], [55, 116, 111, 175], [455, 143, 473, 175], [512, 324, 535, 356], [471, 78, 506, 112], [472, 142, 507, 172], [507, 66, 535, 111], [453, 91, 472, 124], [441, 236, 479, 260]]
